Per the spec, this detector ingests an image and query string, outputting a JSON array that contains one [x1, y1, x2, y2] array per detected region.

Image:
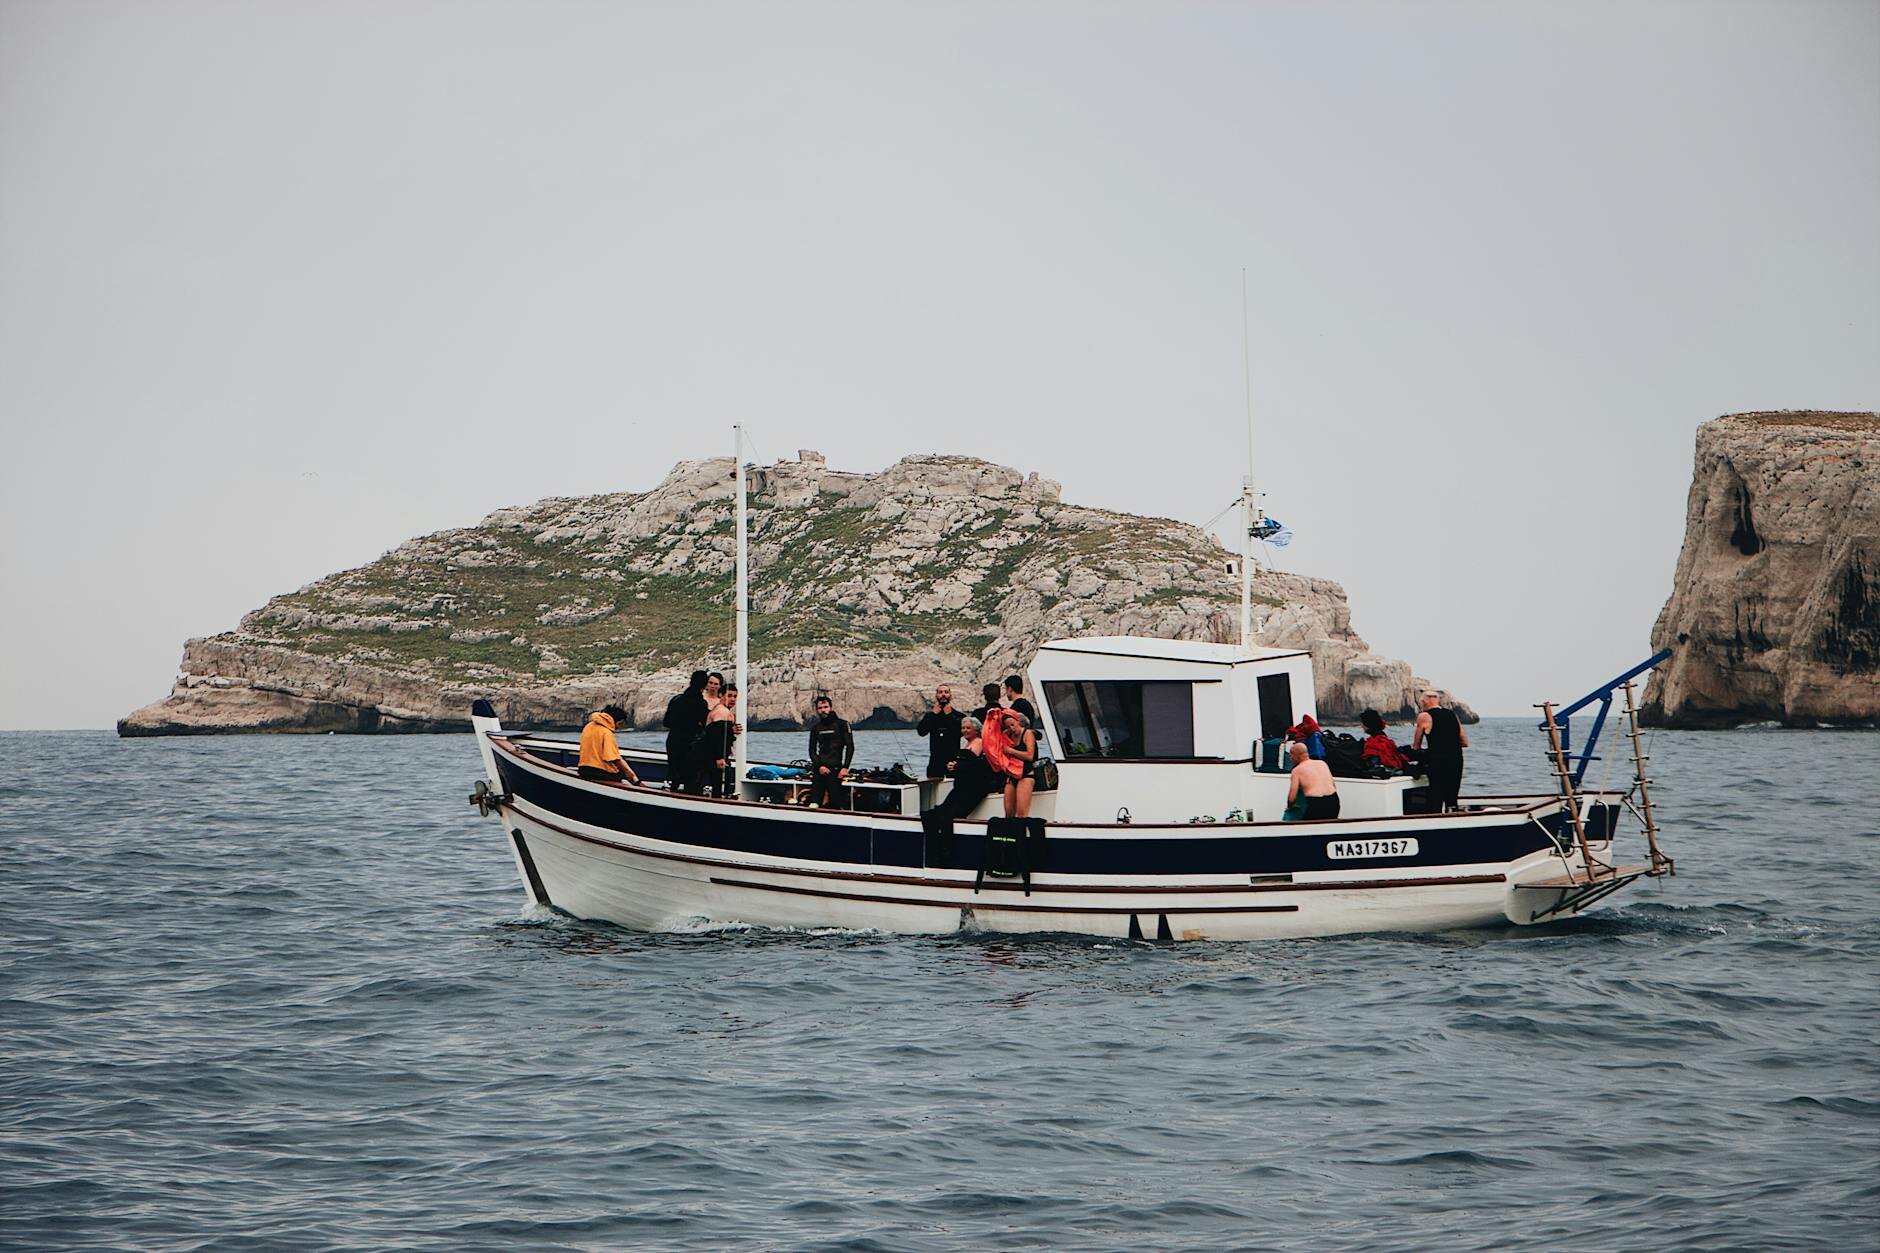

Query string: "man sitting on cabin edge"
[[805, 695, 854, 809], [1284, 741, 1339, 820], [577, 705, 641, 785], [923, 715, 1001, 830]]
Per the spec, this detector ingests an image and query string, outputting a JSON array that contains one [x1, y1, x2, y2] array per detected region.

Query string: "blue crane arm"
[[1548, 649, 1673, 786]]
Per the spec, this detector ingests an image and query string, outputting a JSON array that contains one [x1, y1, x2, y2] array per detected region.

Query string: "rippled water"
[[3, 721, 1875, 1250]]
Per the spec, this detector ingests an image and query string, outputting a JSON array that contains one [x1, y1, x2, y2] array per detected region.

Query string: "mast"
[[1239, 267, 1259, 648], [733, 423, 749, 787]]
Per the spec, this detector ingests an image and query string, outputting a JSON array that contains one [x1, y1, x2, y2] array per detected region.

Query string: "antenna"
[[1242, 267, 1256, 486], [1239, 268, 1259, 649]]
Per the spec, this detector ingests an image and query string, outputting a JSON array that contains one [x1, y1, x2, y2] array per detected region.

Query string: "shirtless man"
[[1285, 741, 1340, 820]]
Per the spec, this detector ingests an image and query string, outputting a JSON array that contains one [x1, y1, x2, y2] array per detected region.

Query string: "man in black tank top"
[[1412, 690, 1470, 812]]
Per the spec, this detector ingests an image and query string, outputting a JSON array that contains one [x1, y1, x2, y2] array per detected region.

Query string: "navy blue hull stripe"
[[510, 807, 1510, 894], [502, 737, 1532, 829], [496, 753, 1579, 877], [706, 876, 1303, 914]]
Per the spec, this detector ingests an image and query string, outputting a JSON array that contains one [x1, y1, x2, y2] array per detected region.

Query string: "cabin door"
[[1257, 673, 1293, 742]]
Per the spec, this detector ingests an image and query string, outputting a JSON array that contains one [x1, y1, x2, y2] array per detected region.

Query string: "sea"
[[2, 719, 1875, 1252]]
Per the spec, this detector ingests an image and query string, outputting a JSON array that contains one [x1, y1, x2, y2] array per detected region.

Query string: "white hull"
[[469, 630, 1674, 942], [497, 794, 1624, 942]]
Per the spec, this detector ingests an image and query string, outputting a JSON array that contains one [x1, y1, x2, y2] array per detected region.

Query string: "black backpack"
[[1322, 732, 1368, 778]]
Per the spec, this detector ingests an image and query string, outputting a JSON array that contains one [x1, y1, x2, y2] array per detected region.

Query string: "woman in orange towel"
[[1001, 710, 1038, 818]]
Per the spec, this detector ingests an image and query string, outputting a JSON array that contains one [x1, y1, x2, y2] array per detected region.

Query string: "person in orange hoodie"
[[577, 705, 640, 785]]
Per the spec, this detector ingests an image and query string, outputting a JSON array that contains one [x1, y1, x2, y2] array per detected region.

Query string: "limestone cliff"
[[1644, 412, 1879, 728], [120, 452, 1467, 735]]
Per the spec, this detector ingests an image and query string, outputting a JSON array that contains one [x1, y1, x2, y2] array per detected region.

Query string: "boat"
[[465, 429, 1678, 941]]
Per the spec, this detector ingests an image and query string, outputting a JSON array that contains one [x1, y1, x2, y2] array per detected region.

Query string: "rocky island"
[[120, 452, 1468, 735], [1644, 411, 1879, 728]]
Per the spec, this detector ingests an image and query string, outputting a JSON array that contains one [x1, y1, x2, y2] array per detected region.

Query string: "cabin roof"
[[1036, 636, 1309, 666]]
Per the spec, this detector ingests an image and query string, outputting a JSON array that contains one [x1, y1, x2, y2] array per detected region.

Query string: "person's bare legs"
[[1012, 777, 1035, 818]]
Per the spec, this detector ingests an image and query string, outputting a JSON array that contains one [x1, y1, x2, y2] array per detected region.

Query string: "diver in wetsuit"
[[915, 685, 963, 779], [696, 684, 741, 796], [805, 695, 853, 808], [662, 670, 710, 792]]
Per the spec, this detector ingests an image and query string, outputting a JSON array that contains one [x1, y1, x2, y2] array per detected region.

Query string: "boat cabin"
[[1018, 636, 1423, 824]]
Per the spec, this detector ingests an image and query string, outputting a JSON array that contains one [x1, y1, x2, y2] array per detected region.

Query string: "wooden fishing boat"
[[467, 634, 1675, 940], [466, 426, 1676, 940]]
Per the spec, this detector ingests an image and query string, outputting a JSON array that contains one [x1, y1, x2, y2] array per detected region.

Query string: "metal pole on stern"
[[733, 423, 750, 790]]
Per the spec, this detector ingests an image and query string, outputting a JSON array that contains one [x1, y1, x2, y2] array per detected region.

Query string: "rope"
[[740, 429, 771, 468], [1598, 721, 1613, 799], [1195, 496, 1240, 534]]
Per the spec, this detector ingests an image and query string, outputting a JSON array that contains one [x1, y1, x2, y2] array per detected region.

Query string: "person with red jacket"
[[1358, 709, 1410, 771], [1287, 714, 1326, 760]]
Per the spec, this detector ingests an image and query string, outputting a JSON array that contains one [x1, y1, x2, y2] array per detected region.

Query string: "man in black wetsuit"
[[805, 695, 854, 808], [1412, 689, 1470, 812], [915, 685, 963, 779], [662, 670, 710, 792], [696, 684, 741, 796]]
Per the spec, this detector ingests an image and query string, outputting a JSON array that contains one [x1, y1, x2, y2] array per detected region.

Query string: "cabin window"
[[1044, 681, 1195, 759], [1257, 673, 1294, 741]]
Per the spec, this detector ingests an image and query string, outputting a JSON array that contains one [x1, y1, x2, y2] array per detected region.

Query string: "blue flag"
[[1253, 516, 1293, 548]]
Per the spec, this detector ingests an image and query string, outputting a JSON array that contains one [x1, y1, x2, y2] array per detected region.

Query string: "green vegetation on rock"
[[228, 454, 1258, 686], [124, 451, 1456, 735]]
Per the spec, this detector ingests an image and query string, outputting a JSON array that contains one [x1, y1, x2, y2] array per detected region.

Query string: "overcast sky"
[[2, 0, 1875, 729]]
